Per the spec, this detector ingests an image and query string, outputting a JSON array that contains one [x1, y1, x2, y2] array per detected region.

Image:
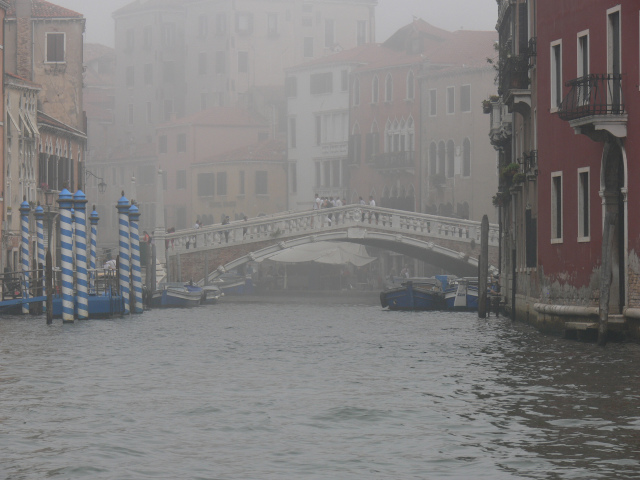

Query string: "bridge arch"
[[204, 228, 495, 285]]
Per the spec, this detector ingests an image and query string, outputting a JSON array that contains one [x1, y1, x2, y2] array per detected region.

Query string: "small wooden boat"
[[380, 278, 445, 311], [151, 283, 202, 308], [444, 277, 478, 310]]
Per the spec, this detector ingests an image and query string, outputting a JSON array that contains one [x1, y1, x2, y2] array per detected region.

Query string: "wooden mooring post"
[[598, 211, 617, 346], [46, 251, 53, 325], [478, 215, 489, 318]]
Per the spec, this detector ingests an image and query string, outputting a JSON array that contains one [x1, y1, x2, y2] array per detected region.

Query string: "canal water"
[[1, 295, 639, 479]]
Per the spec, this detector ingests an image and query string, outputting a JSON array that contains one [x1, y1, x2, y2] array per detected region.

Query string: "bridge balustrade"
[[163, 206, 499, 256]]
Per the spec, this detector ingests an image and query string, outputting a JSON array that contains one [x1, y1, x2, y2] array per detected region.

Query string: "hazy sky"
[[54, 0, 497, 47]]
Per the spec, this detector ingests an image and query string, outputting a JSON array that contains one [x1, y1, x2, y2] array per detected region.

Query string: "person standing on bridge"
[[369, 195, 378, 224], [334, 197, 342, 224], [359, 196, 366, 222]]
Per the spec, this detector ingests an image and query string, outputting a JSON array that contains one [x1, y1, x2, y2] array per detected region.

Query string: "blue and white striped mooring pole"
[[128, 203, 143, 314], [35, 205, 45, 310], [89, 206, 99, 293], [74, 190, 89, 320], [19, 199, 31, 315], [57, 189, 75, 323], [117, 193, 131, 315]]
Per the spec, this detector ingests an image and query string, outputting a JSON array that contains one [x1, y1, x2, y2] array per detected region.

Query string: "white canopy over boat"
[[258, 241, 376, 267]]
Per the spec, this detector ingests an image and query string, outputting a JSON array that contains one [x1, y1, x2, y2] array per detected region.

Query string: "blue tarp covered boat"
[[151, 283, 202, 308], [380, 278, 445, 311]]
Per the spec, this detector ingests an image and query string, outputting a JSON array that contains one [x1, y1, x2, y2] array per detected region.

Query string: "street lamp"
[[85, 169, 107, 194]]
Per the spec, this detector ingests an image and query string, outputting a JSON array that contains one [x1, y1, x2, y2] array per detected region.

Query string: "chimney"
[[16, 0, 33, 80]]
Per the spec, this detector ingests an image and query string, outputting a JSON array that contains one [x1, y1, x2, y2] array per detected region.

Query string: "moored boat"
[[201, 285, 223, 305], [380, 278, 445, 311], [151, 283, 202, 308], [444, 277, 479, 310]]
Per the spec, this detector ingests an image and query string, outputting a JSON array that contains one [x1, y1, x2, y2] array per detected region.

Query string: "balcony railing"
[[372, 151, 415, 170], [558, 74, 625, 121], [499, 54, 530, 95]]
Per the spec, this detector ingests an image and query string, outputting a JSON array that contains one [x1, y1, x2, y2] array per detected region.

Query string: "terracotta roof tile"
[[7, 0, 83, 19]]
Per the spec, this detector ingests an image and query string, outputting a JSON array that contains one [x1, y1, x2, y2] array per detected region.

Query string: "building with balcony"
[[493, 0, 640, 340]]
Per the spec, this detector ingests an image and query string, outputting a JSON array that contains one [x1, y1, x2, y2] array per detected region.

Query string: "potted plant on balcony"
[[482, 99, 492, 114], [39, 182, 49, 192]]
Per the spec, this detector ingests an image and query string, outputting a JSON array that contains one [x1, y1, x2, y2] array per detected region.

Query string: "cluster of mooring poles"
[[14, 189, 143, 323]]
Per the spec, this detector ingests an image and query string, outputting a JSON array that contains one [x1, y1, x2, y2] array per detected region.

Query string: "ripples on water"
[[1, 296, 639, 479]]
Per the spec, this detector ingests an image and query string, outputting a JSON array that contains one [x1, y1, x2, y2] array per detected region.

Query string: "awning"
[[259, 241, 376, 267]]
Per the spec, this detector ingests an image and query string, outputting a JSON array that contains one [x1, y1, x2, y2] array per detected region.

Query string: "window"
[[325, 19, 335, 47], [176, 170, 187, 189], [357, 20, 366, 46], [128, 104, 134, 125], [126, 29, 134, 51], [551, 171, 563, 242], [577, 31, 589, 78], [372, 75, 379, 103], [310, 72, 333, 94], [446, 86, 455, 114], [341, 70, 348, 92], [462, 138, 471, 177], [578, 168, 590, 241], [550, 40, 562, 110], [255, 171, 268, 195], [198, 52, 207, 75], [353, 77, 360, 106], [239, 170, 245, 195], [267, 13, 278, 37], [607, 7, 621, 110], [216, 14, 227, 35], [304, 37, 314, 57], [198, 15, 208, 38], [238, 52, 248, 73], [460, 85, 471, 112], [215, 52, 226, 74], [290, 164, 297, 193], [162, 171, 168, 190], [385, 74, 393, 102], [315, 162, 321, 186], [46, 33, 65, 63], [286, 76, 297, 97], [446, 140, 455, 178], [289, 118, 296, 148], [236, 13, 253, 34], [438, 141, 445, 174], [177, 133, 187, 153], [163, 61, 175, 83], [429, 142, 437, 175], [332, 160, 340, 186], [144, 64, 153, 85], [146, 102, 152, 124], [164, 99, 173, 121], [407, 71, 415, 100], [200, 93, 207, 111], [216, 172, 227, 195], [429, 89, 437, 116], [197, 173, 215, 197], [126, 66, 135, 87], [161, 23, 175, 47], [159, 135, 167, 153], [143, 26, 152, 49], [348, 132, 361, 164], [315, 115, 322, 145]]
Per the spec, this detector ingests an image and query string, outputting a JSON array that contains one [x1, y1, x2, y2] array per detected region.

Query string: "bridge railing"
[[163, 206, 499, 255]]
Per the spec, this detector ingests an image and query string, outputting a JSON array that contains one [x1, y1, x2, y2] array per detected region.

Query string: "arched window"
[[446, 140, 455, 178], [372, 75, 379, 104], [463, 138, 471, 176], [429, 142, 437, 175], [407, 70, 415, 100], [438, 141, 446, 175], [353, 77, 360, 106], [385, 73, 393, 102]]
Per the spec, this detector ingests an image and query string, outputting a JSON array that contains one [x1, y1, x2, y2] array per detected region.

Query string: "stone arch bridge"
[[161, 206, 499, 284]]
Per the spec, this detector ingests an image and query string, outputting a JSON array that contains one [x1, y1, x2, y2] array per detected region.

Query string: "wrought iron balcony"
[[558, 74, 627, 140], [558, 74, 625, 120], [372, 151, 415, 171], [499, 54, 530, 96]]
